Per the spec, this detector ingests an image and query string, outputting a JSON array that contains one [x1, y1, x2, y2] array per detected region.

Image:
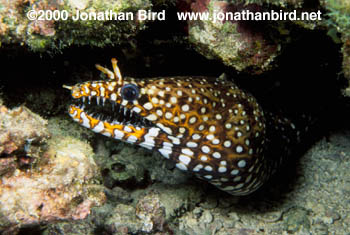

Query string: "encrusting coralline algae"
[[0, 103, 105, 233]]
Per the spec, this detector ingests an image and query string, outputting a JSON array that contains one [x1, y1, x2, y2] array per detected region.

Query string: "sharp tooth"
[[96, 97, 100, 105], [90, 112, 96, 118], [81, 105, 85, 110], [102, 97, 105, 106], [88, 96, 91, 104], [123, 107, 127, 116], [82, 97, 86, 103], [107, 115, 113, 123]]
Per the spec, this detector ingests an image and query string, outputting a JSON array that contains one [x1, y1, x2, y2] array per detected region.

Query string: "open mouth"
[[71, 96, 154, 128]]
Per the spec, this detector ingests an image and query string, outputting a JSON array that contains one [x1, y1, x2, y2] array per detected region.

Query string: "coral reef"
[[43, 220, 95, 235], [103, 203, 144, 234], [135, 191, 166, 233], [0, 104, 49, 176], [322, 0, 350, 39], [231, 0, 305, 8], [1, 0, 350, 234], [321, 0, 350, 95], [188, 1, 283, 73], [93, 138, 190, 189], [184, 0, 350, 93], [343, 39, 350, 96], [0, 0, 152, 52], [48, 116, 96, 140], [85, 183, 203, 234], [0, 104, 105, 233]]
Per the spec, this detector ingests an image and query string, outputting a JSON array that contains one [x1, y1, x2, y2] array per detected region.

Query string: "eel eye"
[[121, 84, 139, 101]]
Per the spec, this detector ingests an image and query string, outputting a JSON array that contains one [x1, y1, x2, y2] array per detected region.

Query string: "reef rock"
[[187, 0, 283, 74], [136, 191, 166, 233], [320, 0, 350, 95], [0, 104, 105, 233], [0, 0, 152, 52], [0, 105, 49, 156], [0, 104, 49, 176]]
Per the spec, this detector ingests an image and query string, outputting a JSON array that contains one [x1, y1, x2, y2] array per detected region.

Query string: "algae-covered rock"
[[105, 204, 144, 234], [231, 0, 305, 8], [135, 191, 166, 233], [187, 0, 284, 74], [343, 39, 350, 95], [282, 207, 310, 233], [91, 184, 203, 234], [321, 0, 350, 95], [43, 220, 95, 235], [48, 116, 96, 141], [94, 139, 190, 188], [133, 183, 204, 221], [0, 0, 152, 52], [186, 0, 350, 92], [0, 104, 105, 232], [0, 105, 49, 156], [0, 104, 50, 176], [322, 0, 350, 38]]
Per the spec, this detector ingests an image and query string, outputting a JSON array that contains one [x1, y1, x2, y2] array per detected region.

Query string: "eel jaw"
[[68, 95, 168, 151], [69, 95, 154, 128]]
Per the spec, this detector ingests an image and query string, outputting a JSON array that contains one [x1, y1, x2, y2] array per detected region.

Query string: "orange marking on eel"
[[69, 105, 83, 120], [104, 122, 146, 139], [87, 115, 100, 129]]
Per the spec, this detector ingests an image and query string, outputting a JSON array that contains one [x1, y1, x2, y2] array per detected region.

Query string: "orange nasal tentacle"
[[111, 58, 123, 85], [95, 64, 115, 79]]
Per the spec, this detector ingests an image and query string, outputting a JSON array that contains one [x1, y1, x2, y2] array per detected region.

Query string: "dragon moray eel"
[[64, 58, 306, 196]]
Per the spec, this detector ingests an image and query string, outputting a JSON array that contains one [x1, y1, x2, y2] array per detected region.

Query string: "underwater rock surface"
[[320, 0, 350, 95], [185, 0, 350, 92], [0, 103, 49, 176], [188, 0, 282, 73], [0, 103, 105, 233], [0, 0, 151, 52]]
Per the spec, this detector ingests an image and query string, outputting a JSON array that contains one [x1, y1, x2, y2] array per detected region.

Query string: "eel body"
[[64, 59, 303, 196]]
